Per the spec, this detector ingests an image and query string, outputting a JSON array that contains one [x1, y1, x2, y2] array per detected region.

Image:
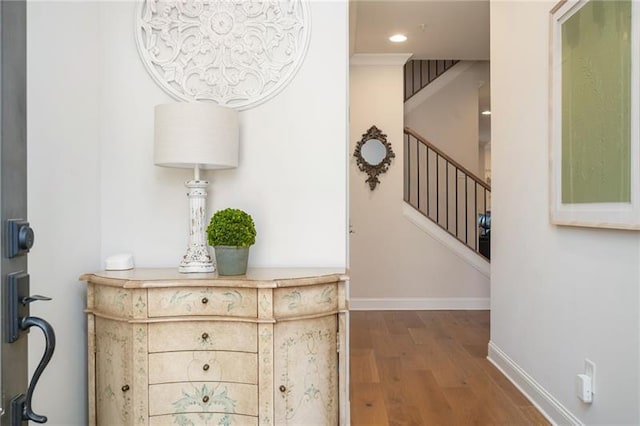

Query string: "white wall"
[[350, 60, 489, 304], [480, 142, 491, 184], [27, 2, 101, 424], [98, 1, 347, 269], [27, 1, 348, 424], [405, 62, 488, 176], [491, 1, 639, 423]]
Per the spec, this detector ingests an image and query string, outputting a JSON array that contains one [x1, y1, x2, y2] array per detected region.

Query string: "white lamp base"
[[179, 245, 214, 273], [179, 179, 215, 274]]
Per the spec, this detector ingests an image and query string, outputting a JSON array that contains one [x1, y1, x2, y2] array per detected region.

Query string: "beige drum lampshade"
[[154, 102, 239, 169]]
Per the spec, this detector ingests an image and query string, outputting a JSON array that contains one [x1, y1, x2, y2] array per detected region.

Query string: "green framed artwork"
[[550, 0, 640, 229]]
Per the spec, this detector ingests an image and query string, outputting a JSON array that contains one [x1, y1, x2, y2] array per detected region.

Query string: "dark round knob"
[[201, 297, 208, 304], [203, 395, 210, 403], [201, 332, 209, 340], [121, 385, 130, 392], [18, 225, 34, 251], [203, 364, 210, 371], [279, 385, 286, 393]]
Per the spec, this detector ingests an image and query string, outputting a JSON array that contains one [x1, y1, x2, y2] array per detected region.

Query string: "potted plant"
[[207, 208, 256, 276]]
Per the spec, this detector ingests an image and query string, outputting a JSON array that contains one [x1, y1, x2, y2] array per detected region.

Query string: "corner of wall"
[[488, 341, 582, 425]]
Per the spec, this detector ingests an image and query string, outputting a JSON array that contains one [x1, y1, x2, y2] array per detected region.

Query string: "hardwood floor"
[[349, 311, 549, 425]]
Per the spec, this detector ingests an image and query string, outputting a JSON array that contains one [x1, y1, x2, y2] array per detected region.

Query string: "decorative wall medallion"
[[136, 0, 311, 110]]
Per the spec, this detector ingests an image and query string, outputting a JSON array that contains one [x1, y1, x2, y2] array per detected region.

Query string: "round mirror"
[[361, 139, 387, 166]]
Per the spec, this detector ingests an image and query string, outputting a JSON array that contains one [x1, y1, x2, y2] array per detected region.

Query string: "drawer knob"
[[202, 395, 210, 403], [279, 385, 286, 393], [203, 364, 210, 371], [201, 297, 208, 304], [201, 332, 209, 340], [121, 385, 130, 392]]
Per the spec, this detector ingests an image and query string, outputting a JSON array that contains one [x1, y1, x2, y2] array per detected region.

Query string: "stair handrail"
[[404, 127, 490, 191]]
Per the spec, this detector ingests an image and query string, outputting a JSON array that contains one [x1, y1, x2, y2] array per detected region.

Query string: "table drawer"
[[93, 285, 132, 317], [149, 413, 257, 425], [147, 287, 257, 318], [274, 282, 339, 318], [148, 321, 257, 353], [149, 382, 258, 417], [149, 351, 257, 385]]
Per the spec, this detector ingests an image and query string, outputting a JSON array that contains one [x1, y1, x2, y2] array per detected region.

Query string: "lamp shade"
[[154, 102, 239, 169]]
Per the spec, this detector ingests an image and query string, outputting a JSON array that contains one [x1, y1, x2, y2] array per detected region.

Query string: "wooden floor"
[[349, 311, 549, 425]]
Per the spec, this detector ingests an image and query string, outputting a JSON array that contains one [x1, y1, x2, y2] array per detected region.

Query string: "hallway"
[[350, 311, 549, 425]]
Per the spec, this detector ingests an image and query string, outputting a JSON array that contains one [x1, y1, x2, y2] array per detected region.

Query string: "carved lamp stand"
[[154, 102, 239, 273]]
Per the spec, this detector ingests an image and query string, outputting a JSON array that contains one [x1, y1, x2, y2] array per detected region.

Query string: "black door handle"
[[18, 316, 55, 423], [5, 273, 56, 423]]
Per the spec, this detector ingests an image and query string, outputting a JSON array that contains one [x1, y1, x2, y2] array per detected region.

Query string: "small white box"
[[577, 374, 593, 403], [104, 253, 134, 271]]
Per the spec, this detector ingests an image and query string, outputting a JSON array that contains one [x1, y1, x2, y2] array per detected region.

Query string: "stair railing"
[[404, 127, 491, 259], [404, 60, 460, 101]]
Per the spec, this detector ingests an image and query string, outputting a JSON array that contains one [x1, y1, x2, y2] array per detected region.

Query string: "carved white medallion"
[[136, 0, 311, 110]]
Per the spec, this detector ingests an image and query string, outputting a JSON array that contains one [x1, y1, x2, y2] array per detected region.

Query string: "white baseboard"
[[402, 202, 490, 278], [487, 341, 582, 426], [350, 297, 489, 310]]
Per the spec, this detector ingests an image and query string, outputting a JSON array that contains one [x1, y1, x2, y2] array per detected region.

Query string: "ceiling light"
[[481, 110, 491, 116], [389, 34, 407, 43]]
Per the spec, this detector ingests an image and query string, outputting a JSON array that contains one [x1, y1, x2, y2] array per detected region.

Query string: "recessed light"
[[389, 34, 407, 43], [481, 110, 491, 116]]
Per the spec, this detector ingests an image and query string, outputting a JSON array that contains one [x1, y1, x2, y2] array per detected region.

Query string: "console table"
[[81, 268, 349, 425]]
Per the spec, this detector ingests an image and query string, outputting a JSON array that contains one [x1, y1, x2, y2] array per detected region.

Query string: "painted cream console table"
[[81, 268, 349, 426]]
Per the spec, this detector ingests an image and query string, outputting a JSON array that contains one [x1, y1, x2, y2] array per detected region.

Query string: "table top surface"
[[81, 267, 349, 289]]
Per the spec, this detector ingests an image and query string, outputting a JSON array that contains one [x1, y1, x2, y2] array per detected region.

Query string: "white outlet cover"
[[585, 358, 596, 394], [577, 374, 593, 403]]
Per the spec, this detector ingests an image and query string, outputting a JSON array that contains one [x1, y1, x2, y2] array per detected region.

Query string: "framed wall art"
[[550, 0, 640, 229]]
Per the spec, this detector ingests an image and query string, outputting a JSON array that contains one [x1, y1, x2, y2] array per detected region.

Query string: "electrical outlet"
[[577, 374, 593, 403], [585, 359, 596, 395]]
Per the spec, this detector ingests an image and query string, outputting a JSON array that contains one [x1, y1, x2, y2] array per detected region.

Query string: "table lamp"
[[154, 102, 239, 273]]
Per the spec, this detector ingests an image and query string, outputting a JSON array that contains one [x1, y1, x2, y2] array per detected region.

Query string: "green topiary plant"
[[207, 208, 256, 248]]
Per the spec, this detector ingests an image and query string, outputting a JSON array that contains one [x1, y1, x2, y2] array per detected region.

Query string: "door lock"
[[7, 219, 34, 258]]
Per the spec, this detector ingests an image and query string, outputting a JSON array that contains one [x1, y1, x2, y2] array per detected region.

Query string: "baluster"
[[404, 133, 409, 202], [417, 137, 420, 210], [436, 153, 440, 224], [474, 183, 478, 252], [465, 177, 468, 245], [455, 167, 459, 239], [426, 146, 430, 217], [446, 162, 449, 231]]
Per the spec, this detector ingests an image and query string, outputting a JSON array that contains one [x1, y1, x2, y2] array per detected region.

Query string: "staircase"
[[404, 127, 491, 260], [404, 59, 460, 101]]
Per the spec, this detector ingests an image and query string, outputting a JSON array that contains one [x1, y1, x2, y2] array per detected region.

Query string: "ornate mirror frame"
[[353, 125, 395, 190]]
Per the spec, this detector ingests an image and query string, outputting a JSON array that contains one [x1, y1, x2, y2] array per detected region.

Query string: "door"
[[0, 1, 55, 424], [274, 315, 339, 425]]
